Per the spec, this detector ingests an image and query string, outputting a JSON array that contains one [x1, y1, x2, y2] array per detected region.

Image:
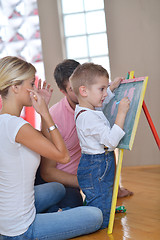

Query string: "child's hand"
[[115, 97, 130, 129], [109, 77, 124, 92], [118, 97, 130, 115]]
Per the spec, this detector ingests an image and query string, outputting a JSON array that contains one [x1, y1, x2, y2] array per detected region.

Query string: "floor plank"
[[71, 165, 160, 240]]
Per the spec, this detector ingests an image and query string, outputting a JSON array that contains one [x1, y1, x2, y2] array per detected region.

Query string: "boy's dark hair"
[[54, 59, 80, 92]]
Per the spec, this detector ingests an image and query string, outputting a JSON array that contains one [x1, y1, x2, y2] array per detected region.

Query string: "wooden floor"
[[71, 165, 160, 240]]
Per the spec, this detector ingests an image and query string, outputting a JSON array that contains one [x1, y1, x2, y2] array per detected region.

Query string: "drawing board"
[[103, 76, 148, 150]]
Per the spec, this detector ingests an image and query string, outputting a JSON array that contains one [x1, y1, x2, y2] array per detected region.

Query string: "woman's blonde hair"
[[0, 56, 36, 97]]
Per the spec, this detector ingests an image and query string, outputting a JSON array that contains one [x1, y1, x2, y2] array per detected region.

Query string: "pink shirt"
[[49, 97, 81, 175]]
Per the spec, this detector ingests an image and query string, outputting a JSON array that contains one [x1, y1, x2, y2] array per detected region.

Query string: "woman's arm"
[[16, 85, 70, 164], [40, 157, 79, 187], [16, 123, 69, 164]]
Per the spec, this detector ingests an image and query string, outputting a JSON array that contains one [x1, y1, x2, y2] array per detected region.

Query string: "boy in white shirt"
[[70, 62, 130, 228]]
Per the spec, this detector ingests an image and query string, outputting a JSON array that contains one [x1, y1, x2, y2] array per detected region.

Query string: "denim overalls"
[[77, 151, 115, 229]]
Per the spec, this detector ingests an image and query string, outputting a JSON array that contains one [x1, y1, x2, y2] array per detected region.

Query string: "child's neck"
[[78, 99, 95, 110]]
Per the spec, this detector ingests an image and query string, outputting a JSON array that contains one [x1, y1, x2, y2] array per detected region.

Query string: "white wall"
[[104, 0, 160, 166], [37, 0, 64, 106]]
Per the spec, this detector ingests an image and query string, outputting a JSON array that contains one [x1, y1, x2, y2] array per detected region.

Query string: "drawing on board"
[[103, 76, 148, 150]]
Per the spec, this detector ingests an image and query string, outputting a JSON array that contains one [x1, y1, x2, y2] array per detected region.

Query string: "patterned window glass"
[[0, 0, 44, 128], [61, 0, 110, 74]]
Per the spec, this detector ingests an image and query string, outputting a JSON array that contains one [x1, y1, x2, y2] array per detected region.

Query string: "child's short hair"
[[70, 62, 109, 96]]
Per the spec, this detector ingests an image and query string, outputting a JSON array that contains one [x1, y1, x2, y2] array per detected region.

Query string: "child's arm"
[[109, 77, 124, 92], [102, 77, 124, 108], [101, 97, 130, 150], [115, 97, 130, 129]]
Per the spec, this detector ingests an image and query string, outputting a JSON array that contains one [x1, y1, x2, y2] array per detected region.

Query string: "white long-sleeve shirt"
[[75, 88, 125, 154]]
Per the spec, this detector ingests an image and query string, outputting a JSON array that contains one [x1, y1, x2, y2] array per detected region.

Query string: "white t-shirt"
[[0, 114, 40, 236], [75, 88, 125, 154]]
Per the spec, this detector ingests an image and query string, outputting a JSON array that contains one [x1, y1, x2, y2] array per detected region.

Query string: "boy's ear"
[[60, 89, 67, 96], [79, 86, 87, 97]]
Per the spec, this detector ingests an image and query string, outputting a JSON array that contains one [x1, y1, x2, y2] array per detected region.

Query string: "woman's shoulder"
[[0, 114, 30, 143], [0, 114, 29, 133], [1, 114, 27, 123]]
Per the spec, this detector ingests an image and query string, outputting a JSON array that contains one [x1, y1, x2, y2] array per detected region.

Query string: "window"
[[0, 0, 44, 128], [0, 0, 44, 80], [61, 0, 110, 74]]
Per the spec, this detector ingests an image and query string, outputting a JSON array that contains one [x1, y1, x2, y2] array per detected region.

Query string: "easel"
[[107, 71, 160, 234]]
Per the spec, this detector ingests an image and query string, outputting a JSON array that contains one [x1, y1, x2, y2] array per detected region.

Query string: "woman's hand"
[[28, 90, 49, 117], [37, 79, 53, 105]]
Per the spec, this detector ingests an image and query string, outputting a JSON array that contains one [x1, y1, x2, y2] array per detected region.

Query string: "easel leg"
[[107, 149, 124, 234], [142, 101, 160, 149]]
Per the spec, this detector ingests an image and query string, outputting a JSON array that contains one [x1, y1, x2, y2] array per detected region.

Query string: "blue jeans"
[[0, 182, 103, 239], [77, 151, 115, 229], [35, 167, 83, 210], [47, 187, 83, 212]]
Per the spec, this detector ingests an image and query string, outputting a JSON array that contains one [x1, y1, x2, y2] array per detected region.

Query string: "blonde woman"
[[0, 56, 102, 240]]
